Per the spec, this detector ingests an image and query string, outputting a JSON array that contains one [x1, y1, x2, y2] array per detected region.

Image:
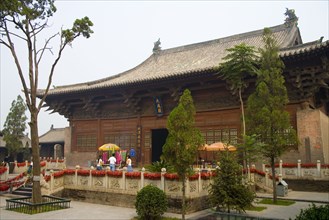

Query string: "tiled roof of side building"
[[39, 22, 317, 96], [39, 128, 65, 143]]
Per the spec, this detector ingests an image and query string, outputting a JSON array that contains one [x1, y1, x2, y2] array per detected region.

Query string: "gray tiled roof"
[[39, 128, 65, 143], [280, 40, 329, 57], [40, 22, 323, 96]]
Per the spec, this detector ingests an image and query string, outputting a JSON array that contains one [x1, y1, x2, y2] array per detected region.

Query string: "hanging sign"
[[154, 97, 163, 116], [130, 148, 136, 157]]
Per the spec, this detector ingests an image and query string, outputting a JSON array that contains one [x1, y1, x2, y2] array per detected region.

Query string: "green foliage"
[[208, 151, 255, 213], [0, 0, 56, 23], [240, 134, 264, 164], [219, 43, 259, 96], [145, 160, 175, 173], [62, 16, 94, 44], [246, 28, 297, 158], [135, 185, 168, 220], [258, 198, 295, 206], [162, 89, 204, 219], [246, 28, 297, 159], [245, 205, 267, 212], [3, 95, 27, 160], [163, 89, 204, 179], [218, 43, 259, 168], [293, 203, 329, 220], [246, 28, 297, 203]]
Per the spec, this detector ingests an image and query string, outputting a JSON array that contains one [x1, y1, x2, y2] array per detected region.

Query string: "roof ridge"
[[76, 23, 292, 88], [158, 23, 290, 55]]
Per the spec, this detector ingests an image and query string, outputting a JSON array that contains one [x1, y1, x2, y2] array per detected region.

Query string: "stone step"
[[12, 185, 32, 197]]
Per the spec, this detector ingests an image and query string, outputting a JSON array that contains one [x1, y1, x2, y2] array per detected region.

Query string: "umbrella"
[[98, 143, 120, 151], [198, 142, 236, 164], [206, 142, 237, 152]]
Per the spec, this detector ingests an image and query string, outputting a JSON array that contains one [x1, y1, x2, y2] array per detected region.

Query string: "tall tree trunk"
[[30, 110, 42, 203], [181, 175, 186, 220], [239, 89, 247, 169], [271, 156, 277, 204]]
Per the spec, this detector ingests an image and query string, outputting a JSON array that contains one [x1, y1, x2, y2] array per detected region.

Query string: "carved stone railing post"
[[278, 173, 283, 182], [317, 160, 321, 177], [251, 165, 255, 183], [247, 165, 251, 182], [161, 168, 166, 191], [262, 163, 266, 172], [50, 170, 54, 192], [56, 157, 59, 168], [123, 167, 127, 190], [297, 159, 301, 177], [63, 157, 66, 169], [5, 164, 9, 179], [75, 165, 79, 186], [265, 169, 269, 187], [49, 157, 53, 170], [197, 168, 201, 193], [88, 169, 92, 187], [141, 167, 145, 189], [279, 160, 283, 176], [105, 167, 109, 189]]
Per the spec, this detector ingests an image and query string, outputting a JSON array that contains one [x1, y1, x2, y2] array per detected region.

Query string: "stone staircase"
[[12, 183, 32, 197]]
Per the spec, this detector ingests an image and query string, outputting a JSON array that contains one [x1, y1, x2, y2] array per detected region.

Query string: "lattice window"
[[104, 133, 136, 149], [77, 134, 97, 151], [202, 128, 238, 145]]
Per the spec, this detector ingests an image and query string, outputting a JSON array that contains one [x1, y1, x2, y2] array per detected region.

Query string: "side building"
[[39, 125, 70, 160], [37, 13, 329, 167]]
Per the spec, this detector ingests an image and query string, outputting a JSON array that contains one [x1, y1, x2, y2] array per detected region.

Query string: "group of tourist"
[[96, 154, 133, 172]]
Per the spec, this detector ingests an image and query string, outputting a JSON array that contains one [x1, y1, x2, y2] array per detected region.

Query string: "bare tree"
[[0, 0, 93, 203]]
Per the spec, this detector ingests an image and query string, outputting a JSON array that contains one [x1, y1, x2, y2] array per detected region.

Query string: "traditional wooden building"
[[38, 13, 329, 167], [39, 125, 66, 159]]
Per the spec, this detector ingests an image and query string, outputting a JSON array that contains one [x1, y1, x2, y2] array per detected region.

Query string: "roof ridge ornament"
[[284, 8, 298, 27], [153, 38, 161, 53]]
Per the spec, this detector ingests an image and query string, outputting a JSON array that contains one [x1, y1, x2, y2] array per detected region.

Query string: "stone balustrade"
[[11, 158, 66, 174], [43, 167, 213, 197], [262, 160, 329, 180]]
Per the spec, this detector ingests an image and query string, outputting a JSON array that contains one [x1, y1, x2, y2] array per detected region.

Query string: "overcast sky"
[[1, 0, 328, 136]]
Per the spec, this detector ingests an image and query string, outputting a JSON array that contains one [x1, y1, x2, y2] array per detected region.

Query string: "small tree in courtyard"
[[246, 28, 297, 203], [135, 185, 168, 220], [0, 0, 93, 203], [162, 89, 204, 220], [209, 150, 255, 213], [3, 95, 28, 161]]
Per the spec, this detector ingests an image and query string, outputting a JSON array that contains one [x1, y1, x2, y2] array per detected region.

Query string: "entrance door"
[[151, 129, 168, 162]]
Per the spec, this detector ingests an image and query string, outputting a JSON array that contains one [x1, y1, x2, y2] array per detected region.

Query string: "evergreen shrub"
[[135, 185, 168, 220]]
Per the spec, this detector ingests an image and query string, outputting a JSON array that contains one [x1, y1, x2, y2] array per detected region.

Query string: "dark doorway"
[[151, 129, 168, 163]]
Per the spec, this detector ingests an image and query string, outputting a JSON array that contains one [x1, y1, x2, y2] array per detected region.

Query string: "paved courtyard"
[[0, 191, 328, 220]]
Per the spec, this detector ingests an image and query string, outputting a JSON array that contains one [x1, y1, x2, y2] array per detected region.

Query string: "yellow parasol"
[[206, 142, 237, 152], [98, 143, 120, 151], [198, 142, 236, 162]]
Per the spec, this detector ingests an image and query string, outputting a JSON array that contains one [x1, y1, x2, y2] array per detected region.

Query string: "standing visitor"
[[126, 155, 133, 172], [27, 161, 33, 174], [108, 153, 116, 171], [96, 156, 103, 170]]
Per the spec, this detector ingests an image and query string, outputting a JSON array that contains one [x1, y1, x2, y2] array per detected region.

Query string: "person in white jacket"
[[108, 153, 116, 171]]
